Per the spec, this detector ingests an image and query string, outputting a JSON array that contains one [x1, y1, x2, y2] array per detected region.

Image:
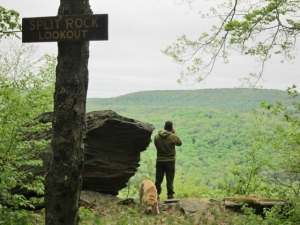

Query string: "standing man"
[[154, 121, 182, 200]]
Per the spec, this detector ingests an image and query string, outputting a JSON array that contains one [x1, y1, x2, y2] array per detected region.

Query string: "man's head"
[[164, 121, 173, 131]]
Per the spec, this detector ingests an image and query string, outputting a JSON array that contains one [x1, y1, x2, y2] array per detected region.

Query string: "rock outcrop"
[[224, 195, 288, 216], [23, 110, 155, 195]]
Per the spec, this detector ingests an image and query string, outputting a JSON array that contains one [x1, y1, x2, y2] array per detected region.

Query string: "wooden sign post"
[[22, 3, 108, 225], [22, 14, 108, 42]]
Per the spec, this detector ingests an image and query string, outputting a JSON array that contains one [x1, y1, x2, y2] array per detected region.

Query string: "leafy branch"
[[0, 6, 22, 39], [163, 0, 300, 86]]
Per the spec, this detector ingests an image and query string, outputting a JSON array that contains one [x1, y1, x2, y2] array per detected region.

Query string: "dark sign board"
[[22, 14, 108, 43]]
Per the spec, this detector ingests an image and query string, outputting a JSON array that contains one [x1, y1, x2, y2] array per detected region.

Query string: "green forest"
[[2, 0, 300, 223], [86, 88, 299, 194], [86, 87, 300, 223], [1, 43, 299, 224]]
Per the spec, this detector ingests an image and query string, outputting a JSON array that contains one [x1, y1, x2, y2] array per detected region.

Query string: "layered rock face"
[[82, 110, 154, 195], [24, 110, 155, 195]]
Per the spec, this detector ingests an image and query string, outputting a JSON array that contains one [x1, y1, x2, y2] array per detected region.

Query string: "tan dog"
[[139, 179, 159, 214]]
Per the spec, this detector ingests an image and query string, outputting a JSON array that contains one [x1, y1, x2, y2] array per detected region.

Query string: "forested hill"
[[87, 88, 291, 111]]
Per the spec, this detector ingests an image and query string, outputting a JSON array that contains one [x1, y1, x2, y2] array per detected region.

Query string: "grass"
[[28, 192, 297, 224], [79, 199, 194, 225], [27, 196, 296, 225], [77, 196, 240, 225]]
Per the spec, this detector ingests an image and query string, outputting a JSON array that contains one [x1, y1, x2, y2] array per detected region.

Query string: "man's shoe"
[[167, 195, 174, 199]]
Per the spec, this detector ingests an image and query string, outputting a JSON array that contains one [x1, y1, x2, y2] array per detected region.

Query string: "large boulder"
[[23, 110, 155, 195]]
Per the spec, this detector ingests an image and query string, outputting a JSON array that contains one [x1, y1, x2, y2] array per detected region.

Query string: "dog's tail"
[[139, 181, 145, 191]]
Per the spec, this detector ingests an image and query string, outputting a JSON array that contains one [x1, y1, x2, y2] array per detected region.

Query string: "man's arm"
[[173, 134, 182, 146]]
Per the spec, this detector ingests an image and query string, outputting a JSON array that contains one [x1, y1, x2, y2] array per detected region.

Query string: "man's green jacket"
[[154, 130, 182, 161]]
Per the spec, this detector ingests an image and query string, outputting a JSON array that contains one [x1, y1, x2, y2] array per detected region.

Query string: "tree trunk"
[[45, 1, 92, 224]]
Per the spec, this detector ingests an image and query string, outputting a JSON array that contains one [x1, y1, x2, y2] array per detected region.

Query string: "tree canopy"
[[163, 0, 300, 86], [0, 42, 55, 224]]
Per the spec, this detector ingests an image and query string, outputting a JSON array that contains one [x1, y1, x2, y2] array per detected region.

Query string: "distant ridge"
[[87, 88, 291, 111]]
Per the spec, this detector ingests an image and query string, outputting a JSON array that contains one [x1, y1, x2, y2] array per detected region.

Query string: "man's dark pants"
[[155, 161, 175, 197]]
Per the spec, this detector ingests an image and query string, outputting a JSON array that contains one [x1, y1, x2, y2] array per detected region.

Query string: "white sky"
[[1, 0, 299, 98]]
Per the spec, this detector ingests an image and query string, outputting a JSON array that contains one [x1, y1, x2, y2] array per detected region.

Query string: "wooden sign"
[[22, 14, 108, 43]]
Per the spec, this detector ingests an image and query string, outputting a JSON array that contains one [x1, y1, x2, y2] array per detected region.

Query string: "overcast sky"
[[1, 0, 299, 98]]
